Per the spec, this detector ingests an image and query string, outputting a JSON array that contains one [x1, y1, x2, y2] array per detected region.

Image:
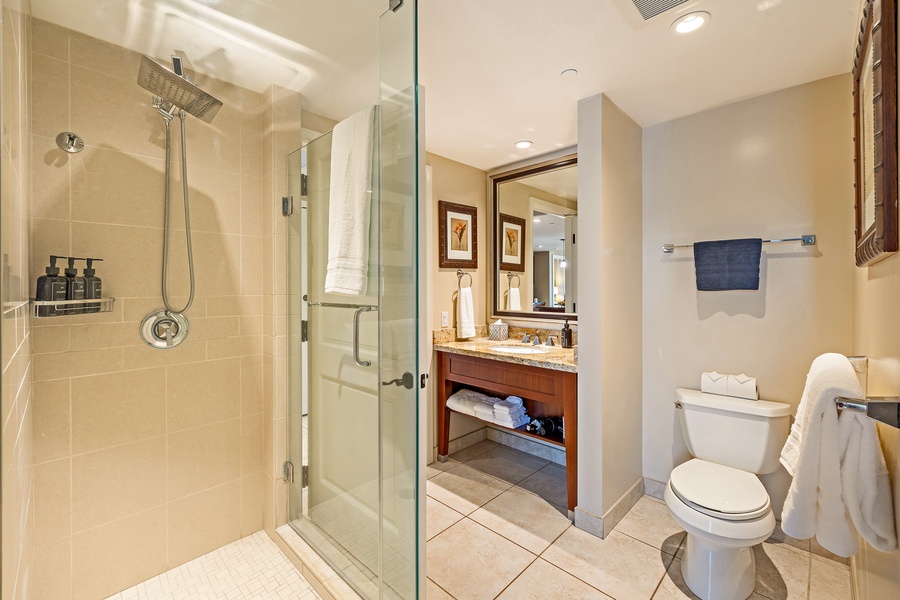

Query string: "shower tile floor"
[[105, 531, 321, 600], [426, 439, 853, 600]]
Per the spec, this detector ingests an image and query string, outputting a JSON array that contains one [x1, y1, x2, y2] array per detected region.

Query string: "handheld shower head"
[[137, 56, 222, 123]]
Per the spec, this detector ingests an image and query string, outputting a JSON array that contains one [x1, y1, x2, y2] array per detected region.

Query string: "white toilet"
[[664, 388, 792, 600]]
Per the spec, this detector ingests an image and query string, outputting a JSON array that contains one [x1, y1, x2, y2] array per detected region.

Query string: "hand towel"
[[457, 286, 476, 339], [693, 238, 763, 291], [780, 353, 866, 557], [726, 374, 758, 400], [838, 407, 897, 553], [495, 413, 530, 429], [508, 287, 522, 311], [324, 106, 376, 296], [700, 371, 728, 396], [505, 396, 524, 406], [493, 401, 525, 416], [447, 389, 491, 416]]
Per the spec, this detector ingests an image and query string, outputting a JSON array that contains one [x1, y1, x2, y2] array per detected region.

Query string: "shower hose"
[[161, 110, 195, 315]]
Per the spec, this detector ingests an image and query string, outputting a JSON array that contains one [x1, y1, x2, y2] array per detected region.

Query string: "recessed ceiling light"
[[560, 68, 578, 80], [671, 11, 710, 34], [538, 245, 543, 248], [561, 261, 567, 269], [533, 217, 541, 223], [515, 140, 533, 149]]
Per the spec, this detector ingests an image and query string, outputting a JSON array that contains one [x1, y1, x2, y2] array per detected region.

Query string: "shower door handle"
[[383, 372, 415, 389], [353, 306, 375, 367]]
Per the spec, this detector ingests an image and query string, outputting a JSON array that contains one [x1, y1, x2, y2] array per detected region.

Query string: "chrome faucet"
[[545, 335, 558, 347], [532, 335, 542, 346], [521, 334, 532, 344]]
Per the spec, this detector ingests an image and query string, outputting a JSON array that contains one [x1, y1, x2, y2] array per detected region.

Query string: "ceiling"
[[33, 0, 862, 171]]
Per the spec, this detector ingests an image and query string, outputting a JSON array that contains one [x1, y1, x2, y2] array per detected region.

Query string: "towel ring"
[[457, 269, 473, 289], [507, 272, 521, 289]]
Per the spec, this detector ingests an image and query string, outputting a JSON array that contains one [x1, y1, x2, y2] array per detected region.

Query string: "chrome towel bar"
[[662, 234, 816, 254], [835, 396, 900, 429]]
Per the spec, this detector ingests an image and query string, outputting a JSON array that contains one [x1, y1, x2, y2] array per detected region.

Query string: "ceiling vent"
[[631, 0, 690, 20]]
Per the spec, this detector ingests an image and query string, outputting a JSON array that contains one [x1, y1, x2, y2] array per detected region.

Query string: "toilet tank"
[[675, 388, 792, 474]]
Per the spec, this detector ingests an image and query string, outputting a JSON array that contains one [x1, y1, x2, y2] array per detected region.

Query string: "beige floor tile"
[[426, 458, 459, 479], [449, 439, 497, 462], [769, 521, 812, 553], [753, 542, 811, 600], [498, 558, 612, 599], [469, 486, 572, 554], [615, 496, 686, 557], [427, 519, 536, 600], [426, 464, 511, 515], [426, 578, 454, 599], [427, 497, 465, 541], [809, 555, 851, 600], [464, 444, 550, 485], [516, 462, 568, 509], [652, 558, 700, 600], [543, 528, 671, 600]]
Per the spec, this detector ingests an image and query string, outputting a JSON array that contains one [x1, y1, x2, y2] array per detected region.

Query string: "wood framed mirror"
[[854, 0, 898, 266], [491, 154, 577, 321]]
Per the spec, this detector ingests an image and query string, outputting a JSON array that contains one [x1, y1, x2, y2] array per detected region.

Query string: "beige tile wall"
[[28, 19, 268, 599], [1, 2, 34, 599]]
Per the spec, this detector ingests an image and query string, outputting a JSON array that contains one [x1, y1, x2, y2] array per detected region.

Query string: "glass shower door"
[[286, 3, 419, 598]]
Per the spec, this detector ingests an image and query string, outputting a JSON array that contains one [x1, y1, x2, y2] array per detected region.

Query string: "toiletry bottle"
[[63, 257, 86, 314], [82, 258, 103, 313], [35, 255, 67, 317], [561, 319, 574, 348]]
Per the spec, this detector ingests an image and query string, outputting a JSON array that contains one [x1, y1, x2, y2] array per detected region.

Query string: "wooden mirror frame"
[[854, 0, 898, 266], [491, 154, 578, 321]]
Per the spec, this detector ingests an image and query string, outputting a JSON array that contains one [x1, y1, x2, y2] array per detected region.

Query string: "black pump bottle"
[[35, 255, 67, 317], [82, 257, 103, 313], [64, 257, 86, 314]]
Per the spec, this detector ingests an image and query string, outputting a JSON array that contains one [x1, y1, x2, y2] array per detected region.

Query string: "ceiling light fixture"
[[671, 11, 710, 34], [560, 68, 578, 80], [533, 217, 542, 223], [561, 261, 567, 269], [515, 140, 533, 149]]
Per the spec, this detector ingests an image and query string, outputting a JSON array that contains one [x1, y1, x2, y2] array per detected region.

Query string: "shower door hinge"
[[300, 173, 308, 196], [282, 196, 293, 217], [283, 460, 294, 483], [302, 465, 309, 488], [390, 0, 403, 12], [301, 320, 308, 342]]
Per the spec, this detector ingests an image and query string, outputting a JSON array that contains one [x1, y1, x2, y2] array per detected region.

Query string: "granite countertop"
[[434, 337, 577, 373]]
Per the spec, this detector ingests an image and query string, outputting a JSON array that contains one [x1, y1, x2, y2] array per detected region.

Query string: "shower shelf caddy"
[[30, 297, 115, 318]]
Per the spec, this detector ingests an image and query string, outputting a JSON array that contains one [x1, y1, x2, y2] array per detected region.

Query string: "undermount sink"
[[492, 345, 549, 355]]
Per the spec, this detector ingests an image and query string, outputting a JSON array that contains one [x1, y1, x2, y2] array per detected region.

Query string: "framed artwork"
[[439, 201, 477, 269], [854, 0, 898, 266], [499, 213, 526, 272]]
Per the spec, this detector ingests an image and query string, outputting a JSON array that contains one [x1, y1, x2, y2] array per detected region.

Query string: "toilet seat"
[[670, 459, 771, 521]]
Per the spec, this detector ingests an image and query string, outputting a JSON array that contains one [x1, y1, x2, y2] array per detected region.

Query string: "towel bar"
[[507, 272, 521, 289], [662, 234, 816, 253], [457, 269, 473, 289], [835, 396, 900, 429]]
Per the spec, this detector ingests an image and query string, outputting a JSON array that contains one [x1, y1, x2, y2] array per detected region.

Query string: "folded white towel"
[[457, 286, 476, 339], [700, 371, 728, 396], [495, 414, 530, 429], [505, 396, 524, 406], [324, 106, 376, 296], [508, 287, 522, 311], [838, 406, 897, 553], [493, 400, 523, 414], [727, 373, 758, 400], [780, 353, 867, 557], [447, 389, 491, 416]]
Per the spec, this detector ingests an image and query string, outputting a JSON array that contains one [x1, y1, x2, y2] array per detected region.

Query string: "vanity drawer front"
[[446, 353, 565, 405]]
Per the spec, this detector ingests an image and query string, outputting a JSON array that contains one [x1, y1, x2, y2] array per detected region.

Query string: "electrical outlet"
[[441, 311, 449, 327]]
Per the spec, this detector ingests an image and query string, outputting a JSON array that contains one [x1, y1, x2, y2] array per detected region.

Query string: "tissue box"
[[489, 323, 508, 341]]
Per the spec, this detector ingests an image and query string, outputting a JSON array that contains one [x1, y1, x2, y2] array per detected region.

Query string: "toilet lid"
[[670, 459, 769, 519]]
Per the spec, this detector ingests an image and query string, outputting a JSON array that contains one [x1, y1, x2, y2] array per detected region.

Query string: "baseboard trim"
[[575, 477, 644, 539]]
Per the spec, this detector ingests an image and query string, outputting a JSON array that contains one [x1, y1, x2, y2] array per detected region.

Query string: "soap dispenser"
[[82, 257, 103, 313], [63, 257, 86, 314], [35, 255, 67, 317], [560, 319, 574, 349]]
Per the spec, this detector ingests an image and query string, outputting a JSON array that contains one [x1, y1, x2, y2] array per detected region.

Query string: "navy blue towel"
[[693, 238, 763, 291]]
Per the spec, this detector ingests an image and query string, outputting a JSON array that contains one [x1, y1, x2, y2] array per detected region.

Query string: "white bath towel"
[[457, 286, 476, 339], [493, 400, 524, 415], [324, 106, 376, 296], [446, 389, 491, 416], [507, 287, 522, 311], [838, 407, 897, 553], [505, 396, 524, 406], [780, 353, 866, 557], [494, 413, 530, 429], [474, 400, 497, 417]]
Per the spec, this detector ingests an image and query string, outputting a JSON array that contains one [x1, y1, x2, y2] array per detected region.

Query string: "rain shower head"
[[137, 56, 223, 124]]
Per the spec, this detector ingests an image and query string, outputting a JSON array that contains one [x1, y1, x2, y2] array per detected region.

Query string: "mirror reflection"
[[494, 157, 577, 319]]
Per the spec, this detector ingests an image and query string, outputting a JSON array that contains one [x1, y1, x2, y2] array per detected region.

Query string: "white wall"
[[577, 93, 643, 526], [641, 75, 855, 514]]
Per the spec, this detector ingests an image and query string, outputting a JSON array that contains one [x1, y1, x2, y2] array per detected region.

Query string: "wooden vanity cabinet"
[[436, 350, 578, 512]]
